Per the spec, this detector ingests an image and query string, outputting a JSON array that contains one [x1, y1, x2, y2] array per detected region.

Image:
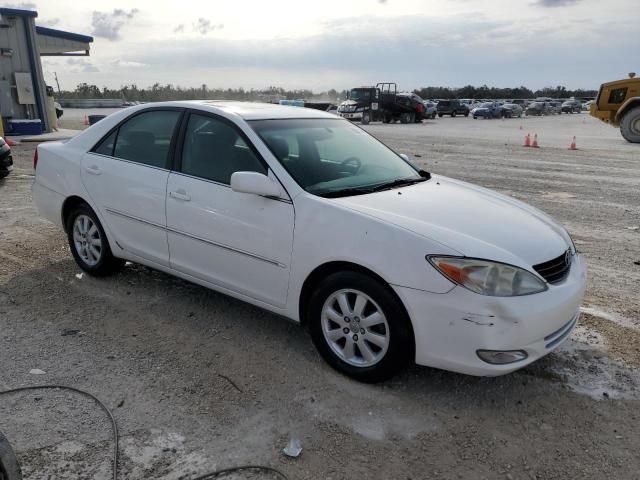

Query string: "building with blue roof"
[[0, 7, 93, 133]]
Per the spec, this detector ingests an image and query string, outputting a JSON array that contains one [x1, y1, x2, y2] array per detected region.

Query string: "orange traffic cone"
[[532, 133, 539, 148], [83, 115, 90, 126], [569, 136, 577, 150], [524, 133, 531, 147]]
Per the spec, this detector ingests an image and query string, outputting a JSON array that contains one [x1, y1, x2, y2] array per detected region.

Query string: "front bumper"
[[339, 112, 363, 120], [393, 253, 587, 376]]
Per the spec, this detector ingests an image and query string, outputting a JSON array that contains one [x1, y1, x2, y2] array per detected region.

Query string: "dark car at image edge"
[[0, 137, 13, 179]]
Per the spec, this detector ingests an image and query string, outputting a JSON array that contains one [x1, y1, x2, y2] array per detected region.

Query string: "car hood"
[[331, 175, 571, 268], [340, 100, 361, 107]]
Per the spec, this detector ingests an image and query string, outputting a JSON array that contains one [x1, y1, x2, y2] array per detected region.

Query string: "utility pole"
[[53, 72, 61, 94]]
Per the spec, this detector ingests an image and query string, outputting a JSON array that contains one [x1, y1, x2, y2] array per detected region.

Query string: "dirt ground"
[[1, 112, 639, 480]]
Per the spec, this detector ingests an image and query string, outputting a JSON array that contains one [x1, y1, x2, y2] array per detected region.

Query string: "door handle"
[[169, 190, 191, 201], [85, 165, 101, 175]]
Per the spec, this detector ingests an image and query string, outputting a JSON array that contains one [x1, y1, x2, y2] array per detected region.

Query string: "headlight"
[[564, 228, 577, 254], [427, 256, 548, 296]]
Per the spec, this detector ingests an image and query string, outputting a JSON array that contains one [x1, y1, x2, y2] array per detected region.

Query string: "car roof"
[[125, 100, 339, 121]]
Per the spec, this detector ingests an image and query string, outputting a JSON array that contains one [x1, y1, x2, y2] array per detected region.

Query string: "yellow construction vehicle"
[[590, 72, 640, 143]]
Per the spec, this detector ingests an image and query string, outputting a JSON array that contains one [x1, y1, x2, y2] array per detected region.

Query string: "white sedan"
[[33, 101, 586, 382]]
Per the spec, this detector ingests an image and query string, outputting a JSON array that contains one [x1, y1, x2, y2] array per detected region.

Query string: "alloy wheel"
[[321, 289, 390, 367], [72, 214, 103, 266]]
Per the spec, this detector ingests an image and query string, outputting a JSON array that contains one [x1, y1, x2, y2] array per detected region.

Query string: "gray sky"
[[28, 0, 639, 92]]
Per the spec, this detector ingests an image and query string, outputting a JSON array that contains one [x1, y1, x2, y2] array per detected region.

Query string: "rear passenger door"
[[166, 111, 294, 307], [82, 109, 182, 266]]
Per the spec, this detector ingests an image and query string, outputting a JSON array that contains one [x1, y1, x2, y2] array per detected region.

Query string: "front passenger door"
[[166, 112, 294, 307]]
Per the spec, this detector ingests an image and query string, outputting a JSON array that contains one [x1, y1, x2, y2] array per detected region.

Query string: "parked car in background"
[[422, 101, 437, 119], [561, 100, 582, 114], [509, 99, 528, 109], [32, 101, 586, 382], [549, 101, 563, 114], [437, 99, 469, 117], [471, 102, 502, 119], [582, 100, 594, 111], [526, 101, 551, 116], [501, 103, 524, 118], [0, 137, 13, 179]]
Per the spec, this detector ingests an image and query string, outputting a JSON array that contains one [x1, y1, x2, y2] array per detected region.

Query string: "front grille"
[[533, 249, 572, 284]]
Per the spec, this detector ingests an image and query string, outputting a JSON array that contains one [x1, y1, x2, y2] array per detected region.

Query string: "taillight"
[[33, 147, 38, 169]]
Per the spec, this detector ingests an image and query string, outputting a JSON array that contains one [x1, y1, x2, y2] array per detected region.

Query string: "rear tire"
[[0, 431, 22, 480], [451, 111, 456, 117], [66, 203, 125, 276], [400, 113, 411, 124], [620, 106, 640, 143], [308, 271, 414, 383]]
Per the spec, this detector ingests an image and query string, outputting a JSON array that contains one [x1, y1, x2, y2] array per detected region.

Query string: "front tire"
[[66, 203, 124, 276], [308, 272, 414, 383], [361, 111, 371, 125], [620, 106, 640, 143]]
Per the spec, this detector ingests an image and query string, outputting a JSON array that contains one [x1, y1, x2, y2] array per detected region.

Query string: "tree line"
[[413, 84, 597, 100], [58, 83, 597, 102]]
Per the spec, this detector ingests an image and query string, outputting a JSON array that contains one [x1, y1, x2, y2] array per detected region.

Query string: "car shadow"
[[2, 258, 635, 408]]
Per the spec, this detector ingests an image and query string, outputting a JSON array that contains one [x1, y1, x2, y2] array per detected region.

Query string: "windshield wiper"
[[318, 186, 379, 198], [369, 175, 429, 192], [318, 174, 430, 199]]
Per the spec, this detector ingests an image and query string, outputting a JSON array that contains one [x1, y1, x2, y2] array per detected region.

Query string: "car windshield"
[[350, 89, 371, 101], [250, 118, 424, 197], [480, 102, 494, 108]]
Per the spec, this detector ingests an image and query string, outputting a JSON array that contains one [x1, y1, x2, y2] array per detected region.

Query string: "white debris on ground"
[[282, 437, 302, 458]]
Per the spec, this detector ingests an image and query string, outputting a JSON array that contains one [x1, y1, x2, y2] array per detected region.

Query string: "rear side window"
[[112, 110, 181, 168], [608, 88, 628, 104], [180, 113, 266, 184]]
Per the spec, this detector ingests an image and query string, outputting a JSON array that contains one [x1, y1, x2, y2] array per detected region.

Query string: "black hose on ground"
[[0, 385, 289, 480]]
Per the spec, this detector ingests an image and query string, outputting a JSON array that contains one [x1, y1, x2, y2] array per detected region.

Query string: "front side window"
[[112, 110, 181, 168], [180, 114, 266, 184], [251, 118, 422, 197], [608, 88, 628, 104]]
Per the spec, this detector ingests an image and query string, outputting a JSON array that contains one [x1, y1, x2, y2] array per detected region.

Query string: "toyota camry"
[[32, 101, 586, 382]]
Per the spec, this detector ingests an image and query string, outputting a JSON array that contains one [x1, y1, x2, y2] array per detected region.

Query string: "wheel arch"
[[616, 97, 640, 122], [298, 261, 411, 330], [61, 195, 91, 232]]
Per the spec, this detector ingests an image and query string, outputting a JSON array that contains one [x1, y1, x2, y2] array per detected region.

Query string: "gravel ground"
[[1, 112, 639, 480]]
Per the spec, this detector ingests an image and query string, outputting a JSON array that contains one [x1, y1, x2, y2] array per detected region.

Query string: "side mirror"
[[230, 171, 281, 198]]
